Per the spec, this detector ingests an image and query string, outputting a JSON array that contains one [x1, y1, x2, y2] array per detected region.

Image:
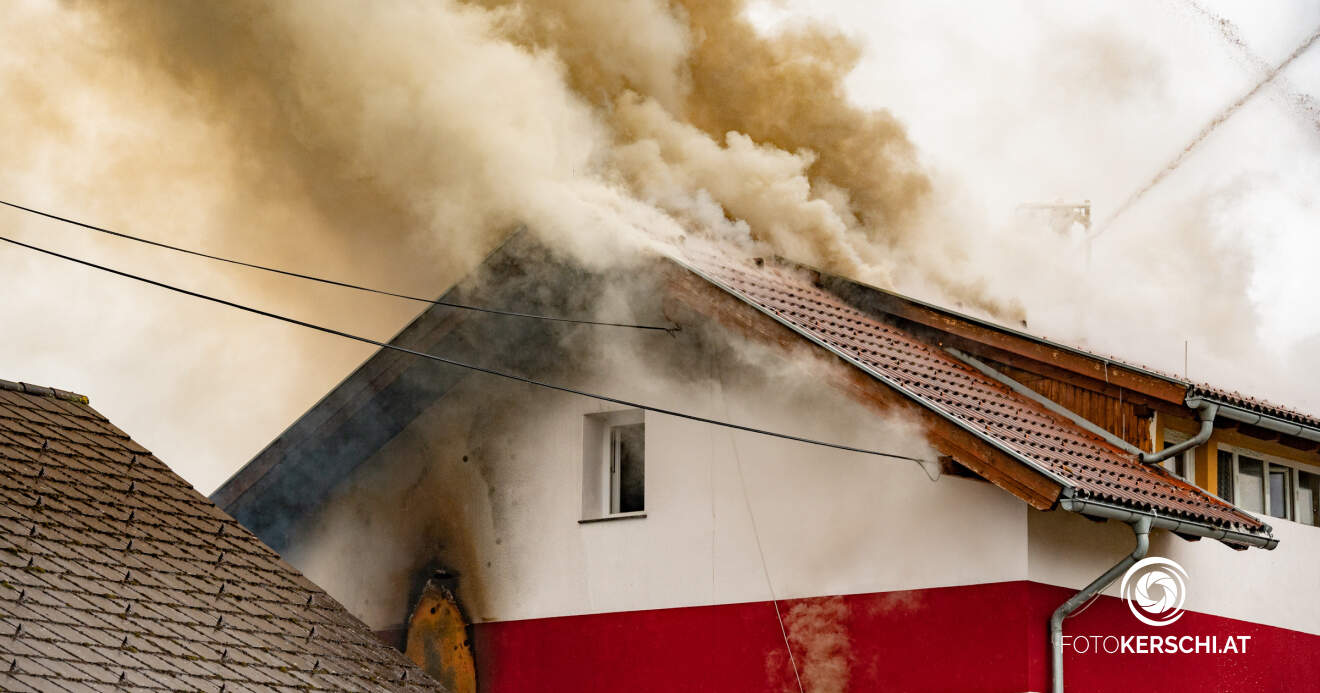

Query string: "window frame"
[[608, 422, 645, 515], [1297, 469, 1320, 527], [1217, 442, 1319, 525], [1160, 429, 1196, 484], [580, 409, 647, 523]]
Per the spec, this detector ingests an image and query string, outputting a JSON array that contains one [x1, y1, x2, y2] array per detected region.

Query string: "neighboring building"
[[213, 233, 1320, 692], [0, 379, 443, 691]]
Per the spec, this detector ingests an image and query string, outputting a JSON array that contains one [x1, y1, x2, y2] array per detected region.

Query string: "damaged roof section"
[[0, 380, 443, 691], [675, 247, 1271, 544]]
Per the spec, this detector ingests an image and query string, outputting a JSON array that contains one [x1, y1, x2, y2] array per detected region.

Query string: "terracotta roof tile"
[[0, 381, 444, 691], [680, 248, 1269, 538]]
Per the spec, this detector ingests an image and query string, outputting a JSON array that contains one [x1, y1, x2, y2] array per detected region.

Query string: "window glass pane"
[[1217, 450, 1234, 502], [1297, 472, 1319, 527], [1237, 456, 1264, 514], [611, 423, 645, 513], [1268, 467, 1289, 519], [1160, 439, 1191, 482], [1175, 454, 1190, 482]]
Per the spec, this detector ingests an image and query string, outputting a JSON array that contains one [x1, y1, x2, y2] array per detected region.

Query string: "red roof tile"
[[678, 247, 1269, 538]]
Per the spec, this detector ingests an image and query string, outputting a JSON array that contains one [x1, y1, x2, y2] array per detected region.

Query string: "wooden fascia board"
[[928, 333, 1189, 419]]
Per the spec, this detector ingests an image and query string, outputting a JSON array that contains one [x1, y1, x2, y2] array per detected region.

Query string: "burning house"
[[0, 379, 444, 691], [213, 232, 1320, 692]]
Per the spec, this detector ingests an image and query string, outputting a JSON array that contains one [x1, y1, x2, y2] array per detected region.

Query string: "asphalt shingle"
[[0, 380, 443, 692]]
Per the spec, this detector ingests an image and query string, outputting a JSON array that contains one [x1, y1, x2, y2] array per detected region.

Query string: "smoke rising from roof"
[[1, 0, 1318, 492]]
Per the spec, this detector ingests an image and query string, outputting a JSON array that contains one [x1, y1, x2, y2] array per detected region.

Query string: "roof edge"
[[1188, 389, 1320, 437], [210, 225, 533, 511], [0, 378, 89, 404], [1060, 491, 1278, 550], [671, 253, 1075, 491]]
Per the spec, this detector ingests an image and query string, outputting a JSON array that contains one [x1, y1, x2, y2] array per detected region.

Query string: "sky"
[[1, 0, 1319, 493], [748, 0, 1320, 344]]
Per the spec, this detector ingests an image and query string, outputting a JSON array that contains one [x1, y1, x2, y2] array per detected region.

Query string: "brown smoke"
[[68, 0, 961, 294], [0, 0, 1018, 489], [783, 597, 852, 692]]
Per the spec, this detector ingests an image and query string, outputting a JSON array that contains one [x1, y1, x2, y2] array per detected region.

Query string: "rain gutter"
[[1057, 491, 1277, 549], [1186, 395, 1320, 443]]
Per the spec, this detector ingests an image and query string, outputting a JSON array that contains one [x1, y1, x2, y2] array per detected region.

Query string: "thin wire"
[[0, 199, 674, 333], [0, 233, 929, 464], [731, 434, 804, 693], [1069, 591, 1104, 619], [718, 365, 804, 693]]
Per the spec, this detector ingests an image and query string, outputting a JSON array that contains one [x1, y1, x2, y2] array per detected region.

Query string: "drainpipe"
[[1050, 515, 1151, 693], [1186, 396, 1320, 443], [1140, 401, 1218, 465]]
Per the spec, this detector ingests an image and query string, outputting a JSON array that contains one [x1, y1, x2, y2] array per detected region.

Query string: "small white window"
[[581, 410, 645, 521]]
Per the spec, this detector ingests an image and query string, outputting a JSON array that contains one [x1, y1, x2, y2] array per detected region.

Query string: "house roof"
[[675, 245, 1271, 542], [1186, 384, 1320, 431], [0, 380, 443, 691], [787, 254, 1320, 432]]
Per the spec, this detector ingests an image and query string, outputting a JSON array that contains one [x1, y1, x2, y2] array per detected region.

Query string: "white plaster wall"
[[284, 334, 1031, 630], [279, 311, 1319, 638], [1028, 506, 1320, 636]]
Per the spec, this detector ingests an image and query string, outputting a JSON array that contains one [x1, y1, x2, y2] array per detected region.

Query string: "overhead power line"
[[0, 199, 674, 332], [0, 233, 928, 465]]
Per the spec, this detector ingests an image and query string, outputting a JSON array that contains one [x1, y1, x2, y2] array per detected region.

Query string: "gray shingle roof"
[[0, 380, 443, 692]]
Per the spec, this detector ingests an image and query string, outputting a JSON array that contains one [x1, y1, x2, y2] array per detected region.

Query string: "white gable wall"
[[281, 328, 1031, 631]]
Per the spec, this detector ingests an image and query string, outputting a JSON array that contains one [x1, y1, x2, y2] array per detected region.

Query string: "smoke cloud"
[[783, 597, 852, 692], [1, 0, 1317, 492], [0, 0, 953, 489]]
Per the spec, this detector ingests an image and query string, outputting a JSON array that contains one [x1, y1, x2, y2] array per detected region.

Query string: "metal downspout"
[[1050, 516, 1151, 693], [1140, 401, 1218, 465]]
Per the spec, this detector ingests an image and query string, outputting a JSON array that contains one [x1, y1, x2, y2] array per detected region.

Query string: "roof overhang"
[[1060, 489, 1279, 550], [669, 248, 1276, 550]]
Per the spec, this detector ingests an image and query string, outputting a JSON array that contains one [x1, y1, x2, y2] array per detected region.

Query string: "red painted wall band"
[[470, 581, 1320, 692]]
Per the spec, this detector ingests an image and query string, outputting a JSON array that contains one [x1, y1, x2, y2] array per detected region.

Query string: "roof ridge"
[[756, 252, 1320, 427], [0, 378, 90, 404]]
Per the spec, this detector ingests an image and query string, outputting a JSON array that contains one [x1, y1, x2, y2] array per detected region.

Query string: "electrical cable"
[[0, 233, 929, 465], [0, 199, 674, 332], [716, 362, 804, 693]]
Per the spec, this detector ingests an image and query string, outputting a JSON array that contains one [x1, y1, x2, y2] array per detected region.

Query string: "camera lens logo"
[[1120, 557, 1188, 627]]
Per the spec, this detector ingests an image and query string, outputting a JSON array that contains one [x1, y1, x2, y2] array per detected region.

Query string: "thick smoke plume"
[[4, 1, 1317, 494], [0, 0, 1004, 488], [73, 0, 948, 279]]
